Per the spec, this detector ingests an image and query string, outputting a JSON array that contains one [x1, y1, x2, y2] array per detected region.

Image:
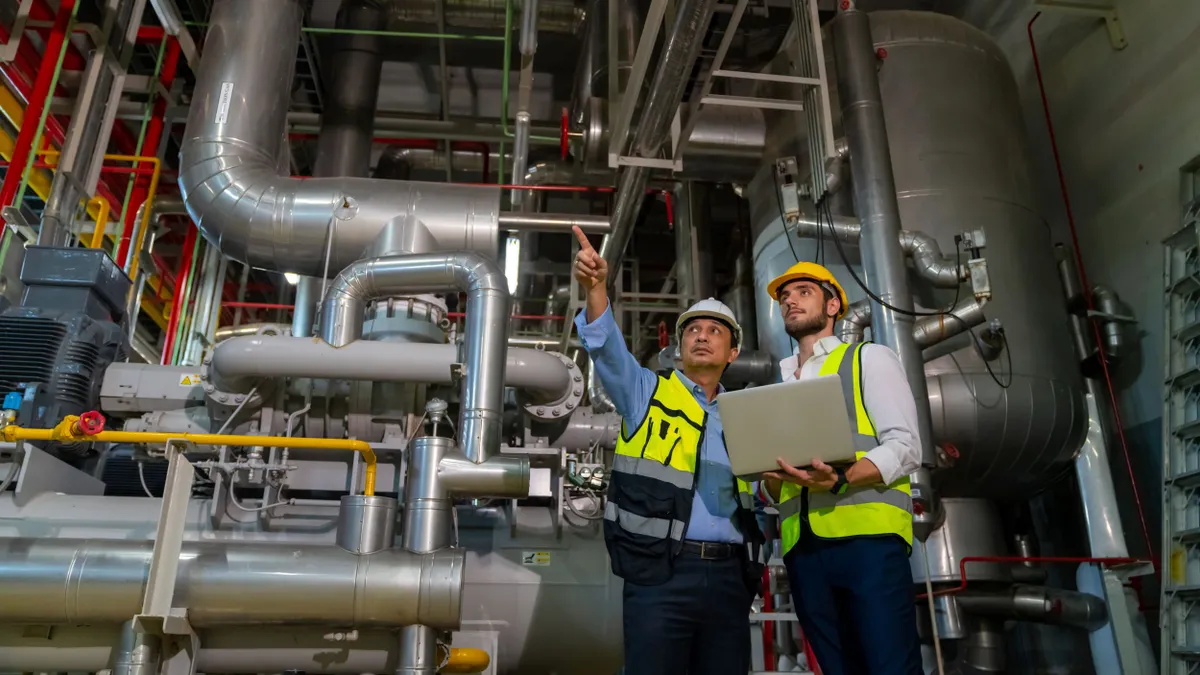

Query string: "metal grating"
[[1163, 196, 1200, 674], [0, 316, 66, 394]]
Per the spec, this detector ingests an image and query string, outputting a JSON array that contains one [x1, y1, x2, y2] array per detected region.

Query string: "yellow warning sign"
[[521, 551, 551, 566], [179, 374, 202, 387]]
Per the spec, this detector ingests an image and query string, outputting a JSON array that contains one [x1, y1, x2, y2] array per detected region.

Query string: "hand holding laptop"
[[763, 457, 840, 491]]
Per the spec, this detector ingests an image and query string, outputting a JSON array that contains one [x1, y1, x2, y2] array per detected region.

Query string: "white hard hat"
[[676, 298, 743, 348]]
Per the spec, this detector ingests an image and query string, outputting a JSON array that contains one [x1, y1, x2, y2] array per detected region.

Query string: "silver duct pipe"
[[125, 196, 188, 326], [725, 245, 758, 350], [550, 408, 621, 449], [831, 4, 936, 523], [599, 0, 717, 276], [588, 357, 615, 413], [509, 0, 540, 211], [0, 537, 463, 629], [114, 619, 160, 675], [543, 284, 571, 333], [214, 322, 288, 342], [292, 276, 321, 338], [377, 147, 503, 177], [955, 586, 1108, 630], [791, 215, 966, 289], [499, 212, 610, 235], [839, 297, 989, 350], [179, 0, 502, 275], [211, 337, 574, 404], [314, 0, 388, 178], [318, 252, 508, 463]]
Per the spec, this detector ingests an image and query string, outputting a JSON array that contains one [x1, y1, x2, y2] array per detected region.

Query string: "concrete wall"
[[952, 0, 1200, 559]]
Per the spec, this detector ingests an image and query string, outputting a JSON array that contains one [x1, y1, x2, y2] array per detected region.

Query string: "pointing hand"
[[572, 225, 608, 290]]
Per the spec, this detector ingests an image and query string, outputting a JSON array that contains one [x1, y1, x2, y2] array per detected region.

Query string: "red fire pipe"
[[761, 568, 776, 672], [1028, 12, 1157, 574], [0, 0, 76, 228], [915, 555, 1140, 599], [161, 224, 198, 365]]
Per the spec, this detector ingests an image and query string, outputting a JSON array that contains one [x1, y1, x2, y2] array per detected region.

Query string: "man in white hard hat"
[[571, 226, 764, 675]]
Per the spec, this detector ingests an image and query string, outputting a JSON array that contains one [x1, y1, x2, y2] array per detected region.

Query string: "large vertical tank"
[[750, 11, 1086, 499]]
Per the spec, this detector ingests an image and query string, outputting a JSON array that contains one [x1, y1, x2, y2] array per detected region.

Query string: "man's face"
[[680, 318, 739, 369], [779, 279, 839, 338]]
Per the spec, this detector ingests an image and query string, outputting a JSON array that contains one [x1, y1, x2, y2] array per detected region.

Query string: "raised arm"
[[572, 226, 656, 424]]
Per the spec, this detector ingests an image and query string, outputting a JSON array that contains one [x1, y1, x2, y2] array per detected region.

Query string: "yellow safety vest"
[[777, 343, 913, 556], [604, 371, 761, 585]]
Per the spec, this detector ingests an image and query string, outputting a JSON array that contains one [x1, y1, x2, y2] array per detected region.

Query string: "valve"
[[77, 410, 106, 436]]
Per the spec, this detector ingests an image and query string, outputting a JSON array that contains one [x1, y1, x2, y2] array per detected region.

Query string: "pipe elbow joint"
[[438, 452, 530, 499]]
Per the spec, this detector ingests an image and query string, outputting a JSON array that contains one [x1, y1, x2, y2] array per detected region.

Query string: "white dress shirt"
[[777, 335, 923, 486]]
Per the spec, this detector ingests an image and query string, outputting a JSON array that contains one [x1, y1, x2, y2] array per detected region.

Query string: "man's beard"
[[784, 311, 830, 340]]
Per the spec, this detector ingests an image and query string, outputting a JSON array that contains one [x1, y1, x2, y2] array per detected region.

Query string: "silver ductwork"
[[955, 586, 1108, 630], [791, 215, 965, 288], [211, 337, 575, 405], [318, 252, 509, 463], [0, 537, 463, 629], [179, 0, 502, 275], [600, 0, 717, 276], [838, 297, 989, 349]]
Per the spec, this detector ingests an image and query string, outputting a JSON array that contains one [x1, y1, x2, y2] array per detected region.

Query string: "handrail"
[[1, 414, 378, 496], [86, 194, 109, 249]]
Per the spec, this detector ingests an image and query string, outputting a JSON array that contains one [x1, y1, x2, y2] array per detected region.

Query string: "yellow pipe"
[[438, 647, 491, 674], [40, 151, 162, 291], [2, 416, 378, 496], [87, 195, 110, 249]]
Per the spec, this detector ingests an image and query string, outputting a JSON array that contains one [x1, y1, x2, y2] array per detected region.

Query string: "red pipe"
[[161, 224, 198, 365], [222, 302, 295, 310], [761, 568, 776, 672], [0, 0, 76, 228], [1028, 12, 1157, 574], [118, 37, 181, 268], [915, 555, 1139, 599]]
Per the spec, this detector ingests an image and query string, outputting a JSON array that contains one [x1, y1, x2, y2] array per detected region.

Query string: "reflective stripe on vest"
[[611, 454, 695, 490], [604, 501, 687, 541], [778, 343, 913, 554]]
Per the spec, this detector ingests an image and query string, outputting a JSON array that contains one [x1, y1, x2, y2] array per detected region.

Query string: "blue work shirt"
[[575, 305, 744, 544]]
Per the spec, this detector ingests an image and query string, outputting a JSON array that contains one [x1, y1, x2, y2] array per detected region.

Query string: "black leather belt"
[[681, 540, 745, 560]]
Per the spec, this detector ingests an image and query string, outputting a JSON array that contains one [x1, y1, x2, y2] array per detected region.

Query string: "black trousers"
[[621, 551, 753, 675]]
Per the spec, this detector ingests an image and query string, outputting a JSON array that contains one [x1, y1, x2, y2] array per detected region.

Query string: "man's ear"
[[728, 347, 740, 364], [827, 296, 841, 319]]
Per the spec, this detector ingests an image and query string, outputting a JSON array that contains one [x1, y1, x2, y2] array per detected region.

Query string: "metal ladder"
[[1162, 196, 1200, 673]]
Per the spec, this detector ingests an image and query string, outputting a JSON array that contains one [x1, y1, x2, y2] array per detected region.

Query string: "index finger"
[[572, 225, 594, 251]]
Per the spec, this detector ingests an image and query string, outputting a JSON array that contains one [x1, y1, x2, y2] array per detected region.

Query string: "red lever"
[[77, 411, 106, 436], [560, 107, 569, 160]]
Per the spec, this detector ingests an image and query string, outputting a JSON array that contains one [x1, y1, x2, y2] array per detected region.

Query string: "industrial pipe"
[[831, 3, 937, 525], [954, 585, 1108, 630], [0, 537, 464, 628], [113, 619, 160, 675], [210, 337, 574, 404], [499, 211, 610, 234], [600, 0, 717, 276], [319, 252, 508, 463], [1, 416, 379, 496], [839, 297, 989, 349], [791, 215, 966, 289], [179, 0, 502, 275], [657, 347, 776, 386]]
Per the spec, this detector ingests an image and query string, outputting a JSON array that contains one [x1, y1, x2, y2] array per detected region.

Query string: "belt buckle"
[[699, 542, 722, 560]]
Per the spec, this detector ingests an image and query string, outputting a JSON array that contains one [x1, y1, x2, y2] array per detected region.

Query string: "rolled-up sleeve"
[[859, 344, 923, 486], [574, 306, 656, 426]]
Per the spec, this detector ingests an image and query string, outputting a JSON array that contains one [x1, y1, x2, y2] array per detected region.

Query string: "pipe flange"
[[200, 352, 269, 410], [523, 351, 585, 422], [362, 295, 450, 343]]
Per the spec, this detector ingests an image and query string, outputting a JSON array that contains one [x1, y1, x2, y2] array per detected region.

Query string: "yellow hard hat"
[[766, 262, 850, 320]]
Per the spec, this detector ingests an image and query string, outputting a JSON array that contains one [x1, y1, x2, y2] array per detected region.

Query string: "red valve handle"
[[560, 107, 569, 160], [77, 410, 106, 436]]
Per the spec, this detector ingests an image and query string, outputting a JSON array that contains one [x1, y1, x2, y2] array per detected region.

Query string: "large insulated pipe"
[[831, 3, 936, 522], [599, 0, 717, 277], [210, 337, 573, 404], [838, 297, 989, 349], [0, 537, 463, 629], [318, 252, 508, 463], [179, 0, 500, 274]]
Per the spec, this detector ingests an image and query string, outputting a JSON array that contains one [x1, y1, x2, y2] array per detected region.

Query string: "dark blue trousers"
[[622, 552, 752, 675], [784, 535, 923, 675]]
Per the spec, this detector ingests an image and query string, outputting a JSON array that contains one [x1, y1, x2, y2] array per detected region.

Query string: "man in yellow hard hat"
[[759, 261, 923, 675], [570, 226, 764, 675]]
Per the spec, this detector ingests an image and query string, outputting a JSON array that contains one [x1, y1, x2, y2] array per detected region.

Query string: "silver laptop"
[[718, 375, 858, 479]]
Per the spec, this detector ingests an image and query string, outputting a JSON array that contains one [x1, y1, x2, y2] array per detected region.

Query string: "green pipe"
[[14, 0, 80, 207], [112, 36, 169, 259], [171, 237, 202, 366]]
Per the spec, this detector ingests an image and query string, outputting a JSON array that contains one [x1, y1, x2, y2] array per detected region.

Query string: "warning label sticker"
[[521, 551, 551, 566], [179, 374, 202, 387]]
